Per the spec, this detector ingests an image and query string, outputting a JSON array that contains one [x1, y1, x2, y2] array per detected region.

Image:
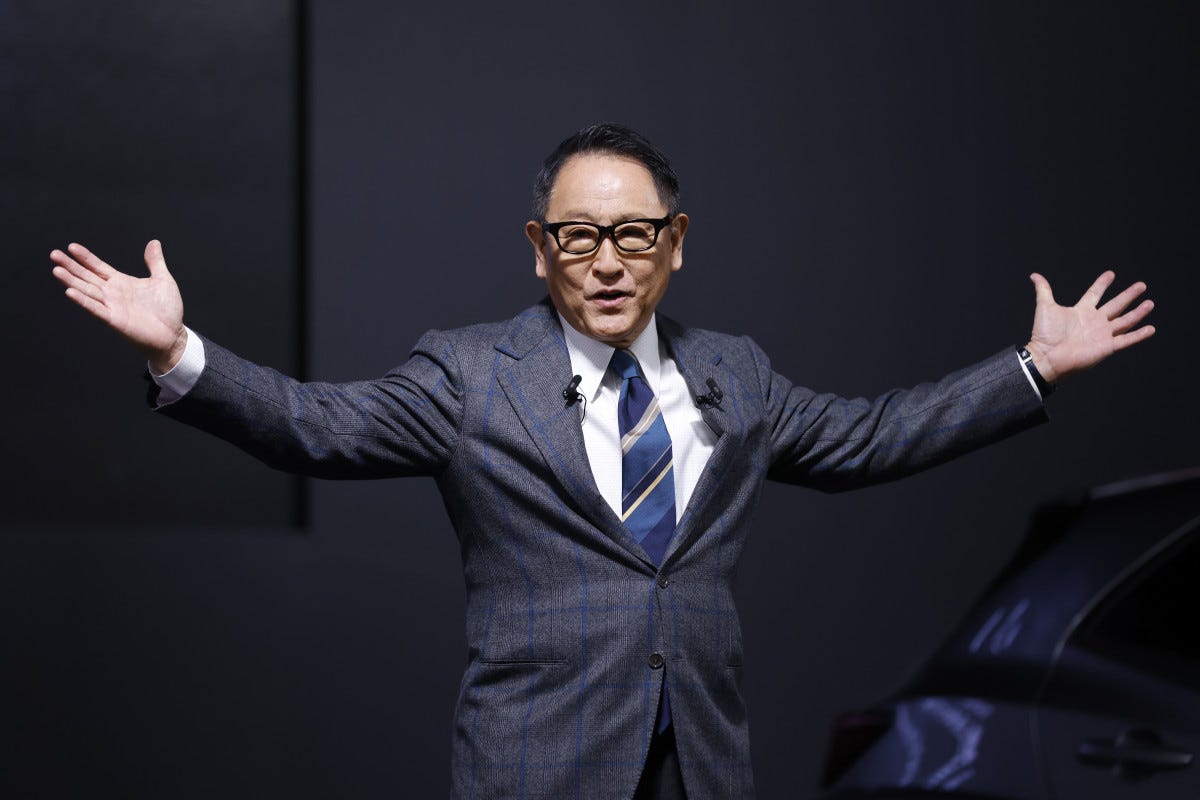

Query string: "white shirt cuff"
[[1016, 351, 1042, 400], [149, 326, 205, 406]]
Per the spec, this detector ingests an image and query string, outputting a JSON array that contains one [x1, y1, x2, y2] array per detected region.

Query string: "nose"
[[590, 236, 623, 276]]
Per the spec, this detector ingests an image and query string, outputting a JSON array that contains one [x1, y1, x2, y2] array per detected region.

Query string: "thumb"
[[144, 239, 170, 278], [1029, 272, 1055, 306]]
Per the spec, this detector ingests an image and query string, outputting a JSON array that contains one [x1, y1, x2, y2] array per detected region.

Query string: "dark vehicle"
[[820, 468, 1200, 799]]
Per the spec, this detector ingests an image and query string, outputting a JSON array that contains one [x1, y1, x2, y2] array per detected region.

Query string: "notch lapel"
[[659, 317, 746, 566], [495, 301, 657, 571]]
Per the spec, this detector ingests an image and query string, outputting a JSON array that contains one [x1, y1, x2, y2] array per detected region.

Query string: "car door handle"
[[1077, 729, 1194, 778]]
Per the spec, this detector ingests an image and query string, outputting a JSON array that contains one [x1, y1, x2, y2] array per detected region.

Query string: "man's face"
[[526, 154, 688, 349]]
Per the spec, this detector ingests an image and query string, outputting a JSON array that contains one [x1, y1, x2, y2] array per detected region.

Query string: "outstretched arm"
[[50, 239, 462, 478], [50, 240, 187, 374], [1023, 271, 1155, 385]]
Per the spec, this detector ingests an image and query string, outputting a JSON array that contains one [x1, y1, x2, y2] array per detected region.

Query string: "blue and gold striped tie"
[[611, 349, 676, 732], [611, 349, 676, 564]]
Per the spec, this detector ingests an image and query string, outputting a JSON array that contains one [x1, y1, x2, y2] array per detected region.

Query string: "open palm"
[[1026, 270, 1155, 384], [51, 240, 187, 372]]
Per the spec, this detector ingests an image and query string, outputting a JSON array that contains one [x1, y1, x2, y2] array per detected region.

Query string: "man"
[[50, 124, 1154, 799]]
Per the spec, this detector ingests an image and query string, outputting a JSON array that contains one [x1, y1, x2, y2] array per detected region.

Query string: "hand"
[[50, 240, 187, 374], [1024, 270, 1155, 384]]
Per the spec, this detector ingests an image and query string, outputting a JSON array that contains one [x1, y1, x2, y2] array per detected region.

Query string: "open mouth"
[[591, 290, 629, 303]]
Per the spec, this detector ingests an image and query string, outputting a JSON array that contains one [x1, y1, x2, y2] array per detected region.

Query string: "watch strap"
[[1017, 346, 1055, 398]]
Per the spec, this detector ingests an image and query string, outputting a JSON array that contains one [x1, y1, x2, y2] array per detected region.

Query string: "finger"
[[1029, 273, 1056, 305], [63, 286, 113, 323], [1079, 270, 1116, 308], [50, 251, 106, 288], [50, 247, 87, 271], [1098, 281, 1147, 319], [1112, 324, 1155, 351], [49, 248, 76, 268], [66, 242, 117, 279], [52, 264, 105, 296], [1111, 300, 1154, 334], [144, 239, 170, 278]]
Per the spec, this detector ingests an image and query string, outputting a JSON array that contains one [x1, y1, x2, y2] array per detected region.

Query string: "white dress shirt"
[[558, 313, 717, 524], [151, 325, 205, 404]]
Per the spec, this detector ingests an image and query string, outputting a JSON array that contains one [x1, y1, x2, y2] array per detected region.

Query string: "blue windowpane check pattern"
[[610, 348, 676, 732]]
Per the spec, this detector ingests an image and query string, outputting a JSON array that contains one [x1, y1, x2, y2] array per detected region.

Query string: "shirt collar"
[[558, 312, 662, 401]]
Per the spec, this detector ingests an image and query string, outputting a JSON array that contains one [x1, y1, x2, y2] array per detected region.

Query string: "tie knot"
[[609, 349, 642, 382]]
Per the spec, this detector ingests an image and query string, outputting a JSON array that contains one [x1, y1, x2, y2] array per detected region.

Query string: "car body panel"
[[820, 469, 1200, 799]]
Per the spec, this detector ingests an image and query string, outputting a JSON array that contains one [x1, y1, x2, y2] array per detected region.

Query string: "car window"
[[1076, 517, 1200, 690]]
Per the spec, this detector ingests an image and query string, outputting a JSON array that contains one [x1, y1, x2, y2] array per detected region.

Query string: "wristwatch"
[[1017, 346, 1056, 398]]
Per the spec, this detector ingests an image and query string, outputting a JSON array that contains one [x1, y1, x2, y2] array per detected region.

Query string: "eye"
[[615, 222, 656, 246]]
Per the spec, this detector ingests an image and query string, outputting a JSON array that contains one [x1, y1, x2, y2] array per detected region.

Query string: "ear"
[[668, 213, 689, 272], [525, 220, 548, 279]]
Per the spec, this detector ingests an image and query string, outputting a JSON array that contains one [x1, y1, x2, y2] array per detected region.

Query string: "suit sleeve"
[[747, 338, 1049, 492], [154, 330, 462, 479]]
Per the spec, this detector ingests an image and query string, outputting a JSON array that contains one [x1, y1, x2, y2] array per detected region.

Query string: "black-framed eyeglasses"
[[541, 216, 675, 255]]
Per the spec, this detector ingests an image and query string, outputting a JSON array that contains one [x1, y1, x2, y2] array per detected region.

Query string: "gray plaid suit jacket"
[[158, 298, 1046, 799]]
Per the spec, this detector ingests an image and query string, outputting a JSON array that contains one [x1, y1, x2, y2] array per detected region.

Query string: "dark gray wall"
[[6, 1, 1197, 798], [309, 1, 1197, 796], [3, 1, 302, 527]]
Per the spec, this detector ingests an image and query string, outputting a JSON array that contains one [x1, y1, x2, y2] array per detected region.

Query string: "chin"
[[592, 322, 638, 345], [578, 313, 626, 338]]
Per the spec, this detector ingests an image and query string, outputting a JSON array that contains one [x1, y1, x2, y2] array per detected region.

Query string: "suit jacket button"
[[648, 652, 664, 669], [656, 574, 670, 589]]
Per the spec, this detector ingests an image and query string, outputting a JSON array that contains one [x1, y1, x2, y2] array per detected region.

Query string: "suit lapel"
[[658, 317, 745, 566], [495, 301, 656, 570]]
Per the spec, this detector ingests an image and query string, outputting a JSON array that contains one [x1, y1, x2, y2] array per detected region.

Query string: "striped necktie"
[[610, 349, 676, 733], [611, 349, 676, 564]]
